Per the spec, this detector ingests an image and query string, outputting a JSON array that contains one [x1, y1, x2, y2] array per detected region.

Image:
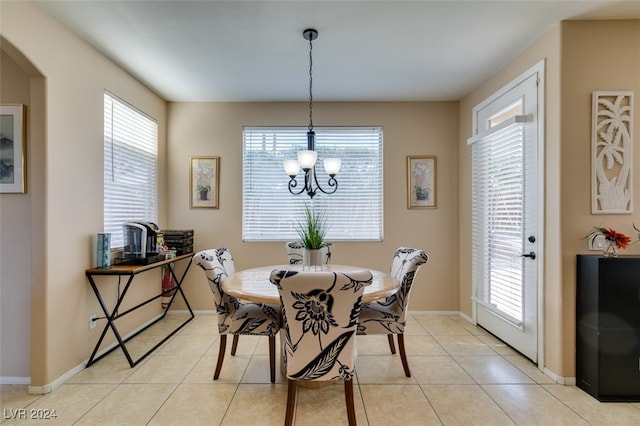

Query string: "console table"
[[576, 255, 640, 401], [85, 253, 194, 367]]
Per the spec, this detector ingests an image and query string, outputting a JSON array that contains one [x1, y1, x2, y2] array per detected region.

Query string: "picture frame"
[[407, 155, 437, 209], [0, 104, 27, 193], [190, 156, 219, 209]]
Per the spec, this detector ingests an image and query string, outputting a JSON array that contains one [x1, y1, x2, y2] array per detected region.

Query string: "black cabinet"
[[576, 255, 640, 401]]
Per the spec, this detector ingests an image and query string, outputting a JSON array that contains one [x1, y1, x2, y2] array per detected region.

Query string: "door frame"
[[470, 60, 545, 369]]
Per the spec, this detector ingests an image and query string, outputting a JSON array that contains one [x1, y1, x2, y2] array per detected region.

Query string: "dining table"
[[222, 264, 398, 305], [222, 263, 398, 388]]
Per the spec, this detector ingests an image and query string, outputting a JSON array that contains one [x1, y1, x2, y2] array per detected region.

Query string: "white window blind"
[[243, 127, 383, 241], [104, 92, 158, 249], [470, 118, 525, 323]]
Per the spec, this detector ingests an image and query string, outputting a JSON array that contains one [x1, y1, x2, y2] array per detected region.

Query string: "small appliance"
[[120, 222, 164, 264]]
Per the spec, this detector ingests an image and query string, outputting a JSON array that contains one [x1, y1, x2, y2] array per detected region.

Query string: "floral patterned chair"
[[270, 269, 372, 426], [285, 241, 333, 265], [356, 247, 428, 377], [193, 248, 281, 382]]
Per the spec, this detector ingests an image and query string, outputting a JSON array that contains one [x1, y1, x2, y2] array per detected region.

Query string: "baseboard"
[[25, 312, 170, 394], [542, 368, 575, 385], [169, 309, 215, 315], [458, 311, 474, 324], [0, 376, 30, 385], [407, 310, 577, 385], [28, 363, 85, 395], [17, 310, 578, 394], [407, 310, 461, 316]]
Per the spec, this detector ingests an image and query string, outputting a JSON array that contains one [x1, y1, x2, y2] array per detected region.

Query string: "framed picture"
[[190, 156, 219, 209], [407, 155, 437, 209], [0, 104, 27, 193]]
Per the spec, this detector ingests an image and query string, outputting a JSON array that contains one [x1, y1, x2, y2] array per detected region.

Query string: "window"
[[242, 127, 383, 241], [104, 92, 158, 249]]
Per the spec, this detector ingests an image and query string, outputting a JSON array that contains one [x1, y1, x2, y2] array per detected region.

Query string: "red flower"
[[602, 228, 632, 249]]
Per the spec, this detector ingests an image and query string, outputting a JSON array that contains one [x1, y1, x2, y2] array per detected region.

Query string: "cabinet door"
[[598, 258, 640, 328], [598, 328, 640, 399]]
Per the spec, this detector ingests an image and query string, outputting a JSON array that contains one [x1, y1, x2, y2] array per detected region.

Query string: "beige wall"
[[560, 20, 640, 376], [459, 24, 565, 377], [168, 102, 461, 313], [0, 2, 168, 388], [3, 0, 637, 390], [0, 48, 34, 379], [459, 20, 640, 379]]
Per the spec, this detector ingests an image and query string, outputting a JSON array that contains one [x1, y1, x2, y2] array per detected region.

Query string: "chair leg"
[[231, 334, 239, 356], [387, 334, 396, 354], [397, 334, 411, 377], [284, 379, 297, 426], [268, 335, 276, 383], [344, 378, 356, 426], [214, 335, 227, 380]]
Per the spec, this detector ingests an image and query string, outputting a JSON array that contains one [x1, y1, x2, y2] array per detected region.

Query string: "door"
[[468, 64, 542, 362]]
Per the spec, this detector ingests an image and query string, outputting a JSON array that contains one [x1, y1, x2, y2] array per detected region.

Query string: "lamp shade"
[[283, 160, 301, 177], [323, 158, 341, 176], [297, 150, 317, 170]]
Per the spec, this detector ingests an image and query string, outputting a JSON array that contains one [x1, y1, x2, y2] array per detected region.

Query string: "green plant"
[[296, 203, 327, 250], [415, 186, 429, 200], [195, 184, 210, 192], [585, 226, 631, 249]]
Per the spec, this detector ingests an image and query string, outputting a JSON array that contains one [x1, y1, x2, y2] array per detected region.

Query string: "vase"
[[303, 249, 323, 271], [602, 240, 618, 257]]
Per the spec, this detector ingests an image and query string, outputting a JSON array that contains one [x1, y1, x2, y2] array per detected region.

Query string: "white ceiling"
[[34, 0, 640, 102]]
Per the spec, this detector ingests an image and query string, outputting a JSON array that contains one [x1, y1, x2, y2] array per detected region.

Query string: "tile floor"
[[1, 313, 639, 425]]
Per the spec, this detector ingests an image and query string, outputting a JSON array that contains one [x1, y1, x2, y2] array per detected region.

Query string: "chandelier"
[[283, 28, 341, 198]]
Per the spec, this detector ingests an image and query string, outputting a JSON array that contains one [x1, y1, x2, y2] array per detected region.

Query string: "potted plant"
[[296, 203, 328, 268], [415, 185, 429, 201], [195, 184, 210, 200], [585, 226, 632, 257]]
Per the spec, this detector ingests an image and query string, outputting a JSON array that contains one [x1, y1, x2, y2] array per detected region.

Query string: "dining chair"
[[270, 269, 372, 426], [193, 248, 281, 382], [285, 241, 333, 264], [356, 247, 428, 377]]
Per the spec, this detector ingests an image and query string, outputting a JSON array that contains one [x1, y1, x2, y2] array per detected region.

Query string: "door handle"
[[521, 251, 536, 260]]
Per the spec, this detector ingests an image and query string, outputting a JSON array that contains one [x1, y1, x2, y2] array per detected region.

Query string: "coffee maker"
[[122, 222, 163, 263]]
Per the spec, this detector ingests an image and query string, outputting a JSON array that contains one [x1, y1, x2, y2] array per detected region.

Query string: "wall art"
[[592, 91, 634, 214], [0, 104, 27, 193], [407, 155, 437, 209], [190, 156, 219, 209]]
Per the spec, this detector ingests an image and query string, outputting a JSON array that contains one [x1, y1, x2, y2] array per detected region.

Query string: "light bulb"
[[297, 150, 317, 170], [323, 158, 341, 176], [283, 160, 300, 176]]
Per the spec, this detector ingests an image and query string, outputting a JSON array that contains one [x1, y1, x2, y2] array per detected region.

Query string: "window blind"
[[470, 119, 525, 324], [242, 127, 383, 241], [104, 92, 158, 249]]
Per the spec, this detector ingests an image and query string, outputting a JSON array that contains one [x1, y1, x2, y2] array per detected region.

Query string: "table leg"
[[85, 258, 195, 368]]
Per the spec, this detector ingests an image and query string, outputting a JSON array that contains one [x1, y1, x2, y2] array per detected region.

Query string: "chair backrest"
[[193, 248, 237, 330], [285, 241, 333, 265], [388, 247, 429, 322], [270, 269, 372, 381]]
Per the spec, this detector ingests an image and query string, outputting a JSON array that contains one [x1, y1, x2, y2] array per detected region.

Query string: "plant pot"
[[303, 249, 323, 270], [603, 240, 618, 257], [199, 190, 208, 200]]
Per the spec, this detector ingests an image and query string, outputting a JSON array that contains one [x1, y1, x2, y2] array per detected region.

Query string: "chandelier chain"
[[308, 34, 313, 132]]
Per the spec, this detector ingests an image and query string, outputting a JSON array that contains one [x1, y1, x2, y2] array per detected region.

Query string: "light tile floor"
[[2, 314, 639, 425]]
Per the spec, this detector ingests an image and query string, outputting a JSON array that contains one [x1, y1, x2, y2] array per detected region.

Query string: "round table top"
[[222, 264, 398, 305]]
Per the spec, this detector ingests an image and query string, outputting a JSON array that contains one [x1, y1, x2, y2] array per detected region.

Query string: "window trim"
[[103, 91, 159, 250], [242, 126, 384, 242]]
